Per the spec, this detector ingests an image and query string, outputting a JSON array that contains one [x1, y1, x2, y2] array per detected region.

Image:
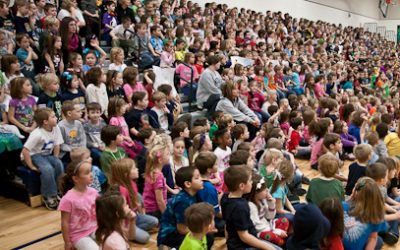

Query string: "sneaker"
[[382, 232, 398, 245], [43, 196, 58, 210], [294, 188, 307, 196], [301, 176, 310, 185]]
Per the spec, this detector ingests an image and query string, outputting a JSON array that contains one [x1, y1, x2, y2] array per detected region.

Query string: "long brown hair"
[[243, 173, 268, 210], [221, 81, 237, 102], [110, 158, 137, 209], [319, 197, 344, 238], [95, 191, 127, 245], [270, 159, 294, 194], [350, 177, 384, 224]]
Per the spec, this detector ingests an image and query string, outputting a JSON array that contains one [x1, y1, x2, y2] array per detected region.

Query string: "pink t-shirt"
[[119, 181, 139, 212], [58, 187, 99, 245], [175, 64, 199, 87], [143, 171, 167, 213], [101, 231, 129, 250], [109, 116, 129, 137], [310, 138, 324, 166], [314, 83, 324, 99], [123, 82, 146, 99]]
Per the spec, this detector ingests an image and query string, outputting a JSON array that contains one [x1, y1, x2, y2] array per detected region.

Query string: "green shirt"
[[209, 123, 218, 140], [100, 147, 127, 178], [179, 233, 207, 250], [259, 167, 276, 189], [306, 177, 345, 206]]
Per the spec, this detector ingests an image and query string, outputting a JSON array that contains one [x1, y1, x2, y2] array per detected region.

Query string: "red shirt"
[[195, 63, 204, 75], [321, 235, 344, 250], [287, 130, 301, 152]]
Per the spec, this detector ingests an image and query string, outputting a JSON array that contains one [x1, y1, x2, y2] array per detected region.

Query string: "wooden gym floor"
[[0, 159, 399, 250]]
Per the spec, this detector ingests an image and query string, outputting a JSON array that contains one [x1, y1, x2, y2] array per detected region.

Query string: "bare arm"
[[8, 106, 29, 132], [61, 212, 73, 250], [22, 148, 39, 172], [177, 223, 188, 235], [53, 145, 60, 158], [365, 232, 378, 250], [44, 53, 55, 73], [155, 189, 166, 213]]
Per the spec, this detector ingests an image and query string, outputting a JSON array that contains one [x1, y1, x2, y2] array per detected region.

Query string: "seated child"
[[323, 133, 347, 182], [179, 202, 215, 250], [213, 128, 232, 192], [99, 125, 127, 178], [287, 117, 310, 158], [306, 154, 345, 205], [58, 101, 86, 163], [376, 122, 389, 158], [157, 167, 206, 249], [221, 165, 277, 250], [149, 91, 173, 132], [345, 144, 372, 195], [259, 148, 284, 188], [195, 151, 225, 236], [244, 173, 290, 247], [231, 124, 249, 152], [21, 108, 64, 210], [84, 102, 106, 166]]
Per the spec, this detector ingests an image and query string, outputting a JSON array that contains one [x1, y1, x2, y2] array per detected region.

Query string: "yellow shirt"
[[175, 50, 186, 62], [384, 132, 400, 157]]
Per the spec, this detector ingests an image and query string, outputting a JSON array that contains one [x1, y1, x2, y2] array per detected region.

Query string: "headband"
[[274, 170, 283, 181], [199, 133, 206, 149], [73, 160, 91, 175]]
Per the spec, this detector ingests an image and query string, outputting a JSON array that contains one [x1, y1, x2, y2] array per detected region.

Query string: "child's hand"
[[171, 188, 180, 195], [273, 229, 287, 238], [28, 165, 40, 173], [124, 206, 136, 220], [64, 242, 73, 250]]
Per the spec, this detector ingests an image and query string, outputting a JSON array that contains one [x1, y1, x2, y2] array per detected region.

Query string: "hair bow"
[[274, 170, 283, 181], [256, 177, 265, 190], [62, 71, 73, 81], [83, 48, 100, 59]]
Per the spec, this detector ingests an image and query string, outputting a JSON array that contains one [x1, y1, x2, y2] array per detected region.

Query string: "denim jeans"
[[255, 110, 270, 123], [245, 241, 282, 250], [181, 83, 197, 102], [134, 214, 159, 244], [31, 154, 64, 197], [139, 51, 160, 69]]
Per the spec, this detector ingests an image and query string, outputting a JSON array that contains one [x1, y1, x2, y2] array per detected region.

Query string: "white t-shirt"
[[23, 126, 64, 156], [214, 146, 232, 173], [151, 107, 169, 131], [108, 63, 127, 73], [86, 83, 109, 115]]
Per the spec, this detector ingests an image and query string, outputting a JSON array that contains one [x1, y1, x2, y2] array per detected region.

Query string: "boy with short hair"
[[180, 202, 215, 250], [58, 101, 86, 162], [345, 144, 372, 195], [195, 151, 225, 236], [99, 125, 127, 177], [137, 127, 156, 148], [150, 25, 163, 55], [124, 91, 152, 137], [110, 16, 135, 54], [157, 167, 205, 249], [21, 108, 64, 210], [175, 38, 186, 62], [221, 166, 276, 250], [102, 1, 118, 45], [84, 102, 106, 166], [306, 154, 345, 205], [323, 133, 347, 182], [133, 22, 160, 68], [287, 117, 310, 158], [149, 91, 173, 132], [229, 150, 255, 170], [232, 124, 249, 152]]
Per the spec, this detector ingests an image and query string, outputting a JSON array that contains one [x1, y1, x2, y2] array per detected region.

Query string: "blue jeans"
[[134, 214, 159, 244], [255, 110, 270, 123], [31, 154, 64, 197], [181, 83, 197, 102], [139, 51, 160, 69]]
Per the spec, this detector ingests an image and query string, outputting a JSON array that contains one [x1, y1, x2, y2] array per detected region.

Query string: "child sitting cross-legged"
[[345, 144, 372, 196], [221, 165, 277, 250], [179, 202, 215, 250], [157, 167, 207, 249], [323, 133, 347, 182], [21, 108, 64, 210], [259, 148, 284, 188], [231, 124, 250, 152], [306, 154, 345, 206], [244, 173, 290, 247]]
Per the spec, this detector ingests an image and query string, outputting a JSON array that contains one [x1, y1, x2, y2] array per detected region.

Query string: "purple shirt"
[[9, 96, 36, 127]]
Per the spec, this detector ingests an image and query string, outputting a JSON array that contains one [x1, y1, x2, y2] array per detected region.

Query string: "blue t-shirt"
[[271, 184, 288, 207], [157, 190, 197, 245], [196, 180, 220, 213], [342, 201, 386, 250], [348, 124, 361, 144]]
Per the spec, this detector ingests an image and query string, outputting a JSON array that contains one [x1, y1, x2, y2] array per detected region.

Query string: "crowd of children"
[[3, 0, 400, 249]]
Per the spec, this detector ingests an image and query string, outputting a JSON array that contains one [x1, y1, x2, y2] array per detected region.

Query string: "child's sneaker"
[[43, 196, 58, 210]]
